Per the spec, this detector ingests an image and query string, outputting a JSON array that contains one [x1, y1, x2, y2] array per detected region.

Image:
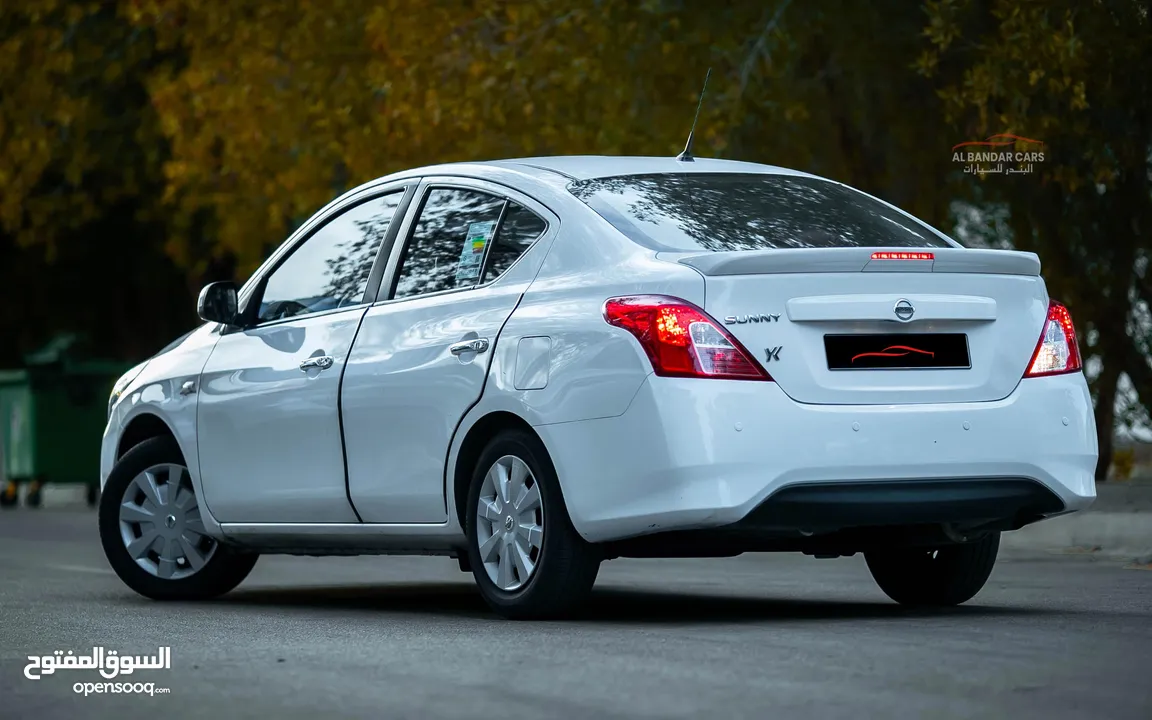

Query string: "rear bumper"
[[535, 372, 1097, 544]]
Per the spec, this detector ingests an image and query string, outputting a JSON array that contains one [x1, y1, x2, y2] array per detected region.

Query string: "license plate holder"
[[824, 333, 971, 370]]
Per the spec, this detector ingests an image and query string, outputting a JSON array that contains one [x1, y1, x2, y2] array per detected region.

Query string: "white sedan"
[[99, 156, 1097, 618]]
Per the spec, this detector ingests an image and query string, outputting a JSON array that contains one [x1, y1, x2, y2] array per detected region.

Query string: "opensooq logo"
[[24, 646, 171, 680]]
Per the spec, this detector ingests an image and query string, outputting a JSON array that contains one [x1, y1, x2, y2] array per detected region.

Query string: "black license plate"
[[824, 333, 971, 370]]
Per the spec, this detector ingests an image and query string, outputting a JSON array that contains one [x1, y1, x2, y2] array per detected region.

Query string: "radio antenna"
[[676, 68, 712, 163]]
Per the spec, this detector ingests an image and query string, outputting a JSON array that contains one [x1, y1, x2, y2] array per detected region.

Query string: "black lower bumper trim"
[[738, 477, 1065, 533], [602, 478, 1066, 559]]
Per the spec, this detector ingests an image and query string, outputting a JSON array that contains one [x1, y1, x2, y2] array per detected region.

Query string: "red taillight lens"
[[1024, 300, 1082, 377], [871, 251, 935, 261], [603, 295, 771, 380]]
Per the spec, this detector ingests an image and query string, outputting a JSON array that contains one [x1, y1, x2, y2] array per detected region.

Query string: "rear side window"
[[483, 202, 547, 283], [393, 188, 505, 299], [568, 173, 950, 252], [393, 189, 547, 299]]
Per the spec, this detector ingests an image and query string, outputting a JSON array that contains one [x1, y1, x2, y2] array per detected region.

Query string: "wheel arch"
[[117, 412, 179, 460], [451, 411, 545, 528], [113, 409, 226, 541]]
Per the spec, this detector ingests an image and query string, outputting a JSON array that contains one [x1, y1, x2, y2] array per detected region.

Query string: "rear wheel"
[[465, 430, 600, 619], [865, 532, 999, 606], [99, 437, 257, 600]]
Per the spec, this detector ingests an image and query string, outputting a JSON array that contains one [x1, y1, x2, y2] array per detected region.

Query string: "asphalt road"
[[1, 509, 1150, 720]]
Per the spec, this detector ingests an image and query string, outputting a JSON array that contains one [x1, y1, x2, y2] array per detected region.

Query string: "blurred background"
[[0, 0, 1149, 495]]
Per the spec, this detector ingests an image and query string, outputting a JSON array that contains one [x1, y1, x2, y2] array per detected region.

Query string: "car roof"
[[485, 155, 820, 182]]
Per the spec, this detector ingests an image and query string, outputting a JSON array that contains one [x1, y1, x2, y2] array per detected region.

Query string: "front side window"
[[568, 173, 951, 252], [257, 191, 404, 323]]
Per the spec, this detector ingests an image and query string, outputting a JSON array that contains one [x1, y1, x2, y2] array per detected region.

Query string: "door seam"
[[338, 308, 372, 523]]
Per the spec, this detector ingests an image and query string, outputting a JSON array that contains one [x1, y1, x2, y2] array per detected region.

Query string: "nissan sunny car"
[[99, 156, 1097, 618]]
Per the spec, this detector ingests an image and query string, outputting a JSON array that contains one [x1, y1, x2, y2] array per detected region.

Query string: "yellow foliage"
[[89, 0, 740, 274], [6, 0, 1138, 283]]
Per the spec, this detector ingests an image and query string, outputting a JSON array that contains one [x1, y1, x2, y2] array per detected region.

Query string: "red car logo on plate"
[[851, 345, 935, 364]]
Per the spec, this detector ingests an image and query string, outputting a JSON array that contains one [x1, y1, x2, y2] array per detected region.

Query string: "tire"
[[99, 436, 258, 601], [865, 532, 1000, 606], [464, 429, 600, 619]]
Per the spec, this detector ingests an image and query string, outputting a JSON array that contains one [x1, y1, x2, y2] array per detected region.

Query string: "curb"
[[0, 482, 93, 509], [1003, 512, 1152, 559]]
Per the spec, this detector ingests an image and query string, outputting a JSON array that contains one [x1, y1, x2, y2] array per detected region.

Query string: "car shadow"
[[214, 582, 1063, 625]]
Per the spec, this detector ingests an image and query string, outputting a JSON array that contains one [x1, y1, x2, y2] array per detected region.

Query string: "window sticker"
[[456, 220, 496, 283]]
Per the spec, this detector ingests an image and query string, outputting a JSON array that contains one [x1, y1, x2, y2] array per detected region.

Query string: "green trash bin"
[[0, 371, 35, 506], [0, 358, 131, 508]]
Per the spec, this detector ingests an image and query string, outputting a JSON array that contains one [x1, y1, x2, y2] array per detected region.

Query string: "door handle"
[[449, 338, 490, 356], [299, 355, 335, 372]]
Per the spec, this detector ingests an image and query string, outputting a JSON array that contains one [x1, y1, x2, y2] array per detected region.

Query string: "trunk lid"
[[668, 247, 1049, 405]]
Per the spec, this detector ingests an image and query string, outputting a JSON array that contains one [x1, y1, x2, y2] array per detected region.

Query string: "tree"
[[123, 1, 731, 274], [918, 0, 1152, 478], [121, 1, 953, 263], [0, 1, 194, 362]]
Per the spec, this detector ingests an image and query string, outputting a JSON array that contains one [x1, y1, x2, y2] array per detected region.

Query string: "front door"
[[343, 182, 552, 522], [196, 189, 408, 523]]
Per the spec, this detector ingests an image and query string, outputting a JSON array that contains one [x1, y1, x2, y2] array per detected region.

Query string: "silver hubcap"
[[476, 455, 544, 592], [118, 463, 216, 580]]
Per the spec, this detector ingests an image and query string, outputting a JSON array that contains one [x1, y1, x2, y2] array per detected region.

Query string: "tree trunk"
[[1093, 360, 1121, 482]]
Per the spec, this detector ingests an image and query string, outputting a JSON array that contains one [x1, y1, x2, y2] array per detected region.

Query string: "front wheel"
[[865, 532, 1000, 606], [99, 437, 257, 600], [465, 430, 600, 619]]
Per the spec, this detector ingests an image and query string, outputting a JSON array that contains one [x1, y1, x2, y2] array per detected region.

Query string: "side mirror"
[[197, 281, 240, 325]]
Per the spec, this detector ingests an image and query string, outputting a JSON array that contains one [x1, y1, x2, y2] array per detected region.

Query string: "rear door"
[[342, 179, 554, 523]]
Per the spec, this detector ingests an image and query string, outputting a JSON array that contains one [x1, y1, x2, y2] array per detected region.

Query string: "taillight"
[[1024, 300, 1082, 377], [603, 295, 771, 380]]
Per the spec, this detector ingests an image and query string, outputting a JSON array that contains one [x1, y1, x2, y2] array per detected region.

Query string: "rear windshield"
[[568, 173, 952, 252]]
